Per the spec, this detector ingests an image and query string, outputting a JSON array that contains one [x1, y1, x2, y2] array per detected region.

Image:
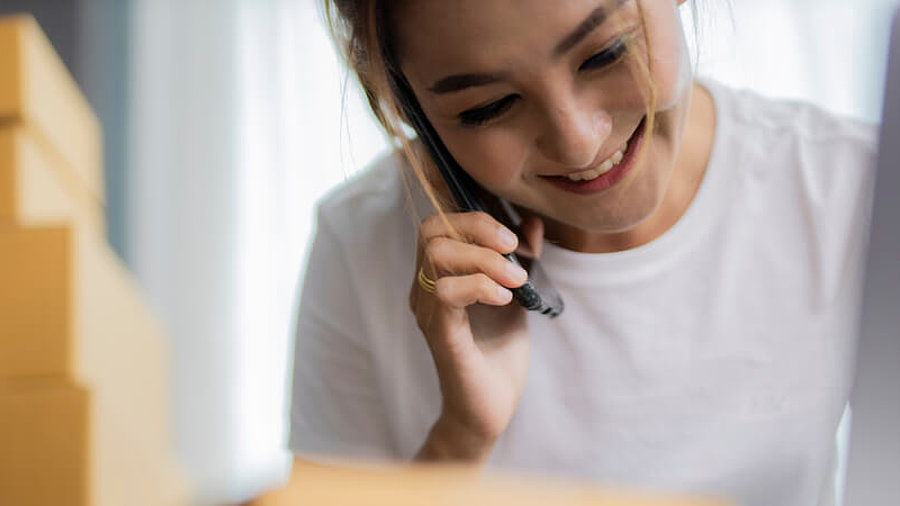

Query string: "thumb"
[[515, 214, 544, 260]]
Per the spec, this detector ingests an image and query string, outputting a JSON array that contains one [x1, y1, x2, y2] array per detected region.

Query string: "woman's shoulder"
[[316, 150, 407, 215], [705, 79, 877, 151], [704, 79, 878, 196], [314, 150, 418, 238]]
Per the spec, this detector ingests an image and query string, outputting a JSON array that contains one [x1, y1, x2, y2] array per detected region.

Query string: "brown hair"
[[322, 0, 660, 233]]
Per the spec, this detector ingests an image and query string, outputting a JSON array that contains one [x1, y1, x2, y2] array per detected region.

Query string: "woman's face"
[[396, 0, 694, 236]]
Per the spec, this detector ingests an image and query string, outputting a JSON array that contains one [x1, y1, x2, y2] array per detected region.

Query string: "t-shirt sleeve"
[[288, 206, 396, 461]]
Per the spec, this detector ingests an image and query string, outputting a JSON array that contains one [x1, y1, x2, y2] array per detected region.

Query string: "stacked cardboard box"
[[0, 14, 189, 506]]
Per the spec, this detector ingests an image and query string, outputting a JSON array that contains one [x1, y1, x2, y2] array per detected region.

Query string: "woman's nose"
[[536, 98, 612, 169]]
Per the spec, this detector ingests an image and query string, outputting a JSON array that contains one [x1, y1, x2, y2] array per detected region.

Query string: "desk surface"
[[249, 460, 729, 506]]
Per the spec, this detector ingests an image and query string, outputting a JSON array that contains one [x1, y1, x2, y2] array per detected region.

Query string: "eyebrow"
[[429, 71, 512, 95], [554, 1, 626, 57], [428, 0, 627, 95]]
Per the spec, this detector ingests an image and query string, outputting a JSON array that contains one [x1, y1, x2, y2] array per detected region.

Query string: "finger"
[[515, 215, 545, 259], [424, 237, 528, 288], [419, 212, 519, 254], [433, 273, 514, 309]]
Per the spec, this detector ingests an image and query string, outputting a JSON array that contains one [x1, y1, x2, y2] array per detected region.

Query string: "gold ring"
[[417, 267, 436, 294]]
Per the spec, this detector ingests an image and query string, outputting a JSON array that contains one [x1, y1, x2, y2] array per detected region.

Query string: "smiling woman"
[[291, 1, 878, 505], [400, 0, 674, 241]]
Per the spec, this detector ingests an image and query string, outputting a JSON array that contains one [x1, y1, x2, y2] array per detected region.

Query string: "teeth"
[[565, 145, 627, 182], [576, 169, 598, 181]]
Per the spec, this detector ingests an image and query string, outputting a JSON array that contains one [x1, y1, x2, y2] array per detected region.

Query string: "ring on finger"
[[417, 267, 436, 294]]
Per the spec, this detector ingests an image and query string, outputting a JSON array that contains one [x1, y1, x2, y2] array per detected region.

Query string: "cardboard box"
[[0, 225, 70, 377], [0, 126, 106, 235], [0, 14, 103, 205], [252, 460, 730, 506], [0, 223, 172, 437], [0, 14, 188, 504], [0, 379, 91, 506], [0, 379, 189, 506], [0, 224, 189, 505]]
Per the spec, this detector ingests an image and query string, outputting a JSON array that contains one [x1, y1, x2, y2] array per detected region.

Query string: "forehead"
[[394, 0, 619, 79]]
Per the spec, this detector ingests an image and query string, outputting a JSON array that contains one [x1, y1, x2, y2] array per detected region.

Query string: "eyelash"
[[579, 37, 628, 71], [458, 36, 629, 127], [458, 95, 520, 127]]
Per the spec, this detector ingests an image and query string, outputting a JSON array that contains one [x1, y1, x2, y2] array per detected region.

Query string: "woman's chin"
[[538, 209, 655, 243]]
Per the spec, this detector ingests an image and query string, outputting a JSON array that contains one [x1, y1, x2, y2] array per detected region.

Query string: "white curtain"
[[128, 0, 387, 502], [127, 0, 897, 503], [691, 0, 896, 122], [129, 0, 242, 503], [232, 0, 388, 495]]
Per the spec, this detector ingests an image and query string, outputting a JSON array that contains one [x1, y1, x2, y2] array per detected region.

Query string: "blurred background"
[[0, 0, 895, 504]]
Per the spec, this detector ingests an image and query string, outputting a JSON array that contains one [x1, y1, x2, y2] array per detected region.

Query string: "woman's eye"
[[455, 37, 629, 127], [458, 95, 519, 127], [579, 37, 628, 71]]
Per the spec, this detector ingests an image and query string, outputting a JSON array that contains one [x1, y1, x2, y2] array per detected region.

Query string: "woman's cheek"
[[453, 129, 528, 190]]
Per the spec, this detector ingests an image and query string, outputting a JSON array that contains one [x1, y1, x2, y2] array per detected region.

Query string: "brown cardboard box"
[[0, 379, 91, 506], [0, 14, 188, 505], [250, 461, 730, 506], [0, 225, 70, 377], [0, 126, 106, 236], [0, 15, 103, 206], [0, 224, 190, 505], [0, 224, 166, 384]]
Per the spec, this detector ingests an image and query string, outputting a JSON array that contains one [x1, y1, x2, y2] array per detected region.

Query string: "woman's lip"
[[538, 116, 647, 195]]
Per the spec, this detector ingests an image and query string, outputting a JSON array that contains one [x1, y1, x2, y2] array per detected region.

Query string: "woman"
[[290, 1, 877, 504]]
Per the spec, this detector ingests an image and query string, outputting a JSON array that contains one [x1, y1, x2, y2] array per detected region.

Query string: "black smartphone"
[[391, 73, 564, 318]]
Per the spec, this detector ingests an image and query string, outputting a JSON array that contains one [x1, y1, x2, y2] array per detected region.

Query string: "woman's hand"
[[409, 210, 544, 464]]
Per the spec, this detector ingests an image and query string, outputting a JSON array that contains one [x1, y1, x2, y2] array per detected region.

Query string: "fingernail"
[[497, 286, 513, 303], [506, 262, 528, 284], [498, 228, 517, 249]]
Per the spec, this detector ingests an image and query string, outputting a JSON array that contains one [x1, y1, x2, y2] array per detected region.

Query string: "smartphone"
[[391, 73, 564, 318]]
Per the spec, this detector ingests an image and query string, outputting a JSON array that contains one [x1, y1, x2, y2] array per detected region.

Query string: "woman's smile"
[[538, 115, 647, 194]]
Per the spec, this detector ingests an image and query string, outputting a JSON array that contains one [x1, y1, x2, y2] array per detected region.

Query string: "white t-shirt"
[[289, 81, 877, 506]]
